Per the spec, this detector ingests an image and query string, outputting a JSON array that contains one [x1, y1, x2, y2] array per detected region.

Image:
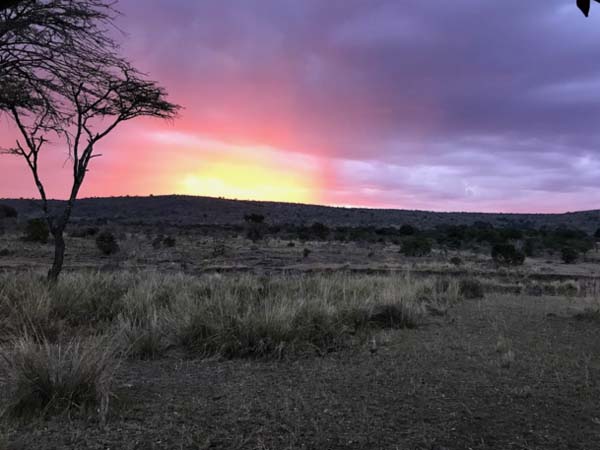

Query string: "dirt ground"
[[1, 230, 600, 449], [2, 293, 600, 450]]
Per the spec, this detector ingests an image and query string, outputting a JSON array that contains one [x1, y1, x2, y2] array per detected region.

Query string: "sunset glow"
[[2, 1, 600, 213], [178, 159, 316, 203]]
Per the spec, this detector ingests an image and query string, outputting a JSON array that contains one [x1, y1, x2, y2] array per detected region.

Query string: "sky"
[[1, 0, 600, 213]]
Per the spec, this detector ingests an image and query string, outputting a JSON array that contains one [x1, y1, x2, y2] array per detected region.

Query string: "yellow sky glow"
[[178, 159, 316, 203]]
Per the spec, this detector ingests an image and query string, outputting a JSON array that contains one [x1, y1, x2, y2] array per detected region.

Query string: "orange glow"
[[177, 157, 317, 203]]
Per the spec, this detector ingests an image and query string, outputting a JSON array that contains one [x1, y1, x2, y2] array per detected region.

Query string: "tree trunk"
[[47, 227, 65, 282]]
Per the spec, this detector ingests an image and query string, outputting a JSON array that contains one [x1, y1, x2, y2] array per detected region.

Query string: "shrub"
[[459, 278, 484, 299], [0, 204, 18, 219], [212, 241, 226, 257], [244, 213, 264, 224], [368, 304, 418, 329], [116, 312, 167, 360], [450, 256, 462, 266], [0, 248, 11, 257], [399, 224, 417, 236], [303, 248, 311, 258], [163, 236, 176, 248], [0, 335, 120, 420], [23, 218, 49, 243], [491, 243, 525, 266], [311, 222, 330, 240], [70, 226, 99, 238], [151, 236, 176, 249], [152, 236, 163, 249], [523, 238, 538, 257], [96, 231, 119, 255], [400, 237, 432, 257], [561, 247, 579, 264]]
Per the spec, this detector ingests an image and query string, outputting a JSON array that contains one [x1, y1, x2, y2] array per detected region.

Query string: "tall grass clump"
[[0, 271, 462, 360], [0, 334, 120, 421]]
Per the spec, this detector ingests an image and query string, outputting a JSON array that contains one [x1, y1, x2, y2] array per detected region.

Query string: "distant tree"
[[594, 227, 600, 239], [0, 1, 179, 281]]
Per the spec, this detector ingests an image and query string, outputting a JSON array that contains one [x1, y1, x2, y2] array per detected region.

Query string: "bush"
[[23, 218, 49, 243], [163, 236, 176, 248], [0, 204, 18, 218], [561, 247, 579, 264], [244, 213, 264, 224], [0, 335, 119, 420], [152, 236, 176, 249], [0, 248, 11, 257], [96, 231, 119, 255], [70, 226, 99, 238], [311, 222, 329, 240], [400, 237, 432, 257], [491, 243, 525, 266], [459, 278, 484, 299], [450, 256, 462, 266], [399, 224, 417, 236], [303, 248, 311, 258]]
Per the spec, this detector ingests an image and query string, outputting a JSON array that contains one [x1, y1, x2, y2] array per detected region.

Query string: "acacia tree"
[[0, 0, 179, 281], [577, 0, 600, 16]]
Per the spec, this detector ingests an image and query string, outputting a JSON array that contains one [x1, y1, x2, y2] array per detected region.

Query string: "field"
[[1, 200, 600, 450]]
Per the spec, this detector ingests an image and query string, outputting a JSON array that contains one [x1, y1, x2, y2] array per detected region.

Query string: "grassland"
[[0, 221, 599, 449]]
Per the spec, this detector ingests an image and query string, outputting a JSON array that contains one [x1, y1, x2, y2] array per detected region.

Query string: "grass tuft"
[[0, 334, 120, 421]]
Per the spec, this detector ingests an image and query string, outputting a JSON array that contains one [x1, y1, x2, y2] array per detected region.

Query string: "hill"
[[1, 195, 600, 232]]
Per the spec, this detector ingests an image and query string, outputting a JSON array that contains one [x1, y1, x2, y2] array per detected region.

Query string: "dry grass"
[[0, 334, 119, 421], [0, 271, 459, 359]]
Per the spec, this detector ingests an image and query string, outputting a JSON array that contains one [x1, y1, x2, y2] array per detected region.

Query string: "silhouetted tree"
[[578, 0, 600, 16], [0, 1, 179, 281]]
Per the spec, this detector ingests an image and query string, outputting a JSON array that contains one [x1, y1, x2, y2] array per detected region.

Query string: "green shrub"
[[400, 237, 432, 257], [23, 218, 49, 243], [491, 243, 525, 266], [96, 231, 119, 255], [561, 247, 579, 264]]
